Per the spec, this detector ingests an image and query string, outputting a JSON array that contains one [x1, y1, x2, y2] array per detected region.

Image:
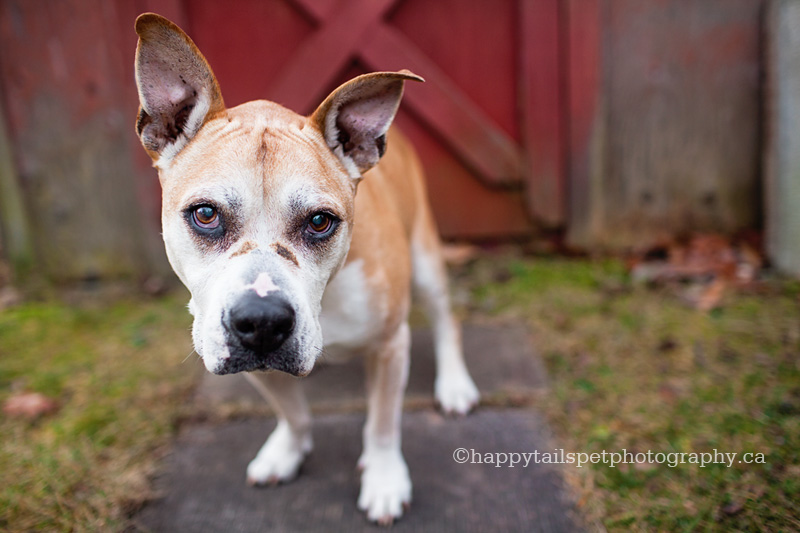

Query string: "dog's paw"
[[246, 421, 312, 486], [435, 370, 479, 415], [357, 448, 412, 526]]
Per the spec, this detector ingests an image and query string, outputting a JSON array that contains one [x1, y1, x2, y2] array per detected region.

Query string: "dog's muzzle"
[[220, 292, 298, 374]]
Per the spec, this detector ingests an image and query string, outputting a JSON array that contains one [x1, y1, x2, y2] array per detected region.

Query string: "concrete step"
[[134, 323, 583, 532], [135, 409, 582, 532]]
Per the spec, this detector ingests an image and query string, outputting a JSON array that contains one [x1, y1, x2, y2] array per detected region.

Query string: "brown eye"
[[192, 206, 219, 229], [305, 212, 337, 238], [308, 213, 331, 233]]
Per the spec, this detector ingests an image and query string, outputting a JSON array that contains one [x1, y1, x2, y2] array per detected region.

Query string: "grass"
[[459, 253, 800, 531], [0, 291, 197, 531]]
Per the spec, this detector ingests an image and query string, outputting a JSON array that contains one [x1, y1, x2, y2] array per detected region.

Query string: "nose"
[[226, 292, 295, 353]]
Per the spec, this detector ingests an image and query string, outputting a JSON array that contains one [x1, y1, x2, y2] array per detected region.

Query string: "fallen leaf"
[[626, 232, 764, 303], [3, 392, 59, 419], [696, 278, 727, 312]]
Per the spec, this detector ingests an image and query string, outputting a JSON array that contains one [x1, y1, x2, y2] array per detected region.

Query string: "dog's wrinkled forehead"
[[159, 100, 356, 218]]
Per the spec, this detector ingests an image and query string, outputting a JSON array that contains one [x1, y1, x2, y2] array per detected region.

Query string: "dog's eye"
[[305, 212, 337, 238], [192, 206, 220, 229], [308, 214, 331, 233]]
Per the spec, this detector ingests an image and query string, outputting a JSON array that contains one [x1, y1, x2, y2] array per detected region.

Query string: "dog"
[[133, 13, 479, 525]]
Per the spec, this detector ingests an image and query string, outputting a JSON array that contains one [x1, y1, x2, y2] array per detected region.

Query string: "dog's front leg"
[[245, 371, 312, 486], [357, 321, 412, 525]]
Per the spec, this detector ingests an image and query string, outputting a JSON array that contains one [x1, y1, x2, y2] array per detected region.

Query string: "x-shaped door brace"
[[267, 0, 523, 186]]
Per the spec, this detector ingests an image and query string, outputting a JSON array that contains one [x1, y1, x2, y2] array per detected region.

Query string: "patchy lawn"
[[0, 292, 197, 531], [458, 253, 800, 531]]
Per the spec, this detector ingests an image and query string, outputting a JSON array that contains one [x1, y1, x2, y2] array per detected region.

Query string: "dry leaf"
[[696, 278, 727, 312], [3, 392, 59, 419]]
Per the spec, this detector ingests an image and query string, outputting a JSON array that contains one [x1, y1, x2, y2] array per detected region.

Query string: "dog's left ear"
[[310, 70, 423, 176]]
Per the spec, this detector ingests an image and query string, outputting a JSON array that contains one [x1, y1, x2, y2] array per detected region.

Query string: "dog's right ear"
[[134, 13, 224, 166]]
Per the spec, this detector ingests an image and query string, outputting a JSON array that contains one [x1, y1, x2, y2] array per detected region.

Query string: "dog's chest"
[[318, 259, 384, 362]]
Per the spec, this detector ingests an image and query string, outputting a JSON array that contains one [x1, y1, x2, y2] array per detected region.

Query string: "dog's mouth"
[[219, 325, 309, 377], [215, 343, 307, 376]]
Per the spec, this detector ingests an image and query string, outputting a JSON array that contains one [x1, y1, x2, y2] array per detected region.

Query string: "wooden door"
[[182, 0, 564, 239]]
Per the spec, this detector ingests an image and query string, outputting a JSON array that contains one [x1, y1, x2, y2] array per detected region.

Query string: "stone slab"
[[198, 323, 546, 412], [135, 409, 581, 532]]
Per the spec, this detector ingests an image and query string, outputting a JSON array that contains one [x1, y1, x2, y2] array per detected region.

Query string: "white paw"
[[246, 421, 312, 486], [435, 370, 479, 415], [357, 448, 412, 525]]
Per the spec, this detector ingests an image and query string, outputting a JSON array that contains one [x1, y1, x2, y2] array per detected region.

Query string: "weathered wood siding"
[[0, 0, 168, 283], [765, 0, 800, 276], [568, 0, 763, 250]]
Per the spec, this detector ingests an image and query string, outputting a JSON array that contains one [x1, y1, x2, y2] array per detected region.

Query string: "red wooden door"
[[173, 0, 564, 239]]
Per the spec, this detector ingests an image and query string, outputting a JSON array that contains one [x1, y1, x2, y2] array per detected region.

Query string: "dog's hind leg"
[[410, 208, 479, 415], [244, 371, 312, 485]]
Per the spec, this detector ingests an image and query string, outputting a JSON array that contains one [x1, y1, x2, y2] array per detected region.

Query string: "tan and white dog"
[[133, 13, 479, 525]]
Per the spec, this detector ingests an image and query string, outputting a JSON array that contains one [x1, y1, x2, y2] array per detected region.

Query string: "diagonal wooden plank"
[[141, 0, 188, 29], [285, 0, 337, 21], [359, 24, 522, 186], [266, 0, 396, 113]]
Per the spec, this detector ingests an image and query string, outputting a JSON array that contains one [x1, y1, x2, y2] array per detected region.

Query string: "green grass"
[[461, 255, 800, 532], [0, 292, 197, 531]]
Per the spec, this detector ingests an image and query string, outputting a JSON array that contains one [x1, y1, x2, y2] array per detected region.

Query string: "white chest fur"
[[319, 259, 384, 362]]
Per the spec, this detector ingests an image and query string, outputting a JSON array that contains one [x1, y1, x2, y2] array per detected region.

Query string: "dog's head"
[[133, 13, 421, 376]]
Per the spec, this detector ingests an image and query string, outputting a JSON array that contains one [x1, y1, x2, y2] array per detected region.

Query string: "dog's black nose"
[[227, 292, 295, 353]]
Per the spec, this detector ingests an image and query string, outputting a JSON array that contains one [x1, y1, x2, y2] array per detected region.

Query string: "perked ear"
[[310, 70, 424, 176], [134, 13, 224, 165]]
